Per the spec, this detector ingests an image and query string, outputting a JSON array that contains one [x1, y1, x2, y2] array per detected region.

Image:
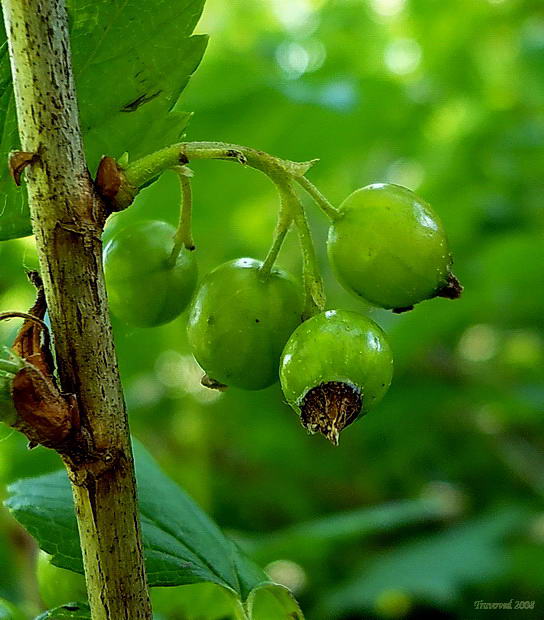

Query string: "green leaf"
[[321, 508, 527, 617], [0, 0, 207, 240], [0, 39, 31, 240], [5, 441, 291, 608], [34, 603, 90, 620], [242, 497, 449, 564]]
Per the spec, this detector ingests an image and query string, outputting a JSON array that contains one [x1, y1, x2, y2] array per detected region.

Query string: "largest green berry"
[[104, 220, 197, 327], [328, 183, 461, 311], [188, 258, 303, 390], [280, 310, 393, 444]]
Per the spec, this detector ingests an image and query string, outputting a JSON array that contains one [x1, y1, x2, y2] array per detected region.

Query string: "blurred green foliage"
[[1, 0, 543, 617]]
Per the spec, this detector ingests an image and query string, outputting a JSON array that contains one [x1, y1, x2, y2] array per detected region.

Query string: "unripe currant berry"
[[280, 310, 393, 444], [188, 258, 303, 390], [327, 183, 462, 312], [103, 220, 197, 327]]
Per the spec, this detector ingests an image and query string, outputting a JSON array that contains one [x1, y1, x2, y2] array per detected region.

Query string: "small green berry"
[[280, 310, 393, 444], [188, 258, 303, 390], [103, 220, 197, 327], [328, 183, 461, 311]]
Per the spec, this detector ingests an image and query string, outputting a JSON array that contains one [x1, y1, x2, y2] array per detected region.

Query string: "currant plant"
[[0, 141, 464, 449], [96, 140, 461, 444], [0, 0, 463, 617]]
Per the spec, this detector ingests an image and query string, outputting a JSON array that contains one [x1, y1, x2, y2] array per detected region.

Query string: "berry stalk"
[[259, 191, 293, 280], [112, 141, 328, 317], [296, 175, 341, 221], [115, 141, 317, 210], [169, 166, 196, 266], [277, 180, 326, 319]]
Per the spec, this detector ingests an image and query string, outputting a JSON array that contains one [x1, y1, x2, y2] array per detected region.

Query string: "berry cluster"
[[103, 169, 461, 444]]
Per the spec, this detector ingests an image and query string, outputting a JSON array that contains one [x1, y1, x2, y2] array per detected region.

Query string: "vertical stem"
[[1, 1, 152, 619], [259, 192, 292, 280], [280, 181, 326, 318], [170, 166, 195, 265]]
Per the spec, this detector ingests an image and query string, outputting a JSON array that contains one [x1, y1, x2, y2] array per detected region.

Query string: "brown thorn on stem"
[[8, 150, 40, 185]]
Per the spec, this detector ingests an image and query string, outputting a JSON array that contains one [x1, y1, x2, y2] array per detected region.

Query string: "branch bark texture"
[[1, 0, 152, 617]]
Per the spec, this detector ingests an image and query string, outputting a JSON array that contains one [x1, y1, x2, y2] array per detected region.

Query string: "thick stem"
[[127, 141, 316, 182], [112, 141, 317, 210], [2, 1, 152, 618]]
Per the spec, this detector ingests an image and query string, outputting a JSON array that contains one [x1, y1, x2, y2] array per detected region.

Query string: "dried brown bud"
[[0, 274, 79, 449], [95, 156, 138, 212], [12, 365, 79, 449]]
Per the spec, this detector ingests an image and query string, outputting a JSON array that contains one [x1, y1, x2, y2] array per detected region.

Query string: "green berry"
[[103, 220, 197, 327], [188, 258, 303, 390], [36, 551, 87, 609], [280, 310, 393, 444], [327, 183, 461, 312]]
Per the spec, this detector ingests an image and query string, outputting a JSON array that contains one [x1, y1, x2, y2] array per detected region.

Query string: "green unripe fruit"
[[188, 258, 304, 390], [37, 551, 87, 609], [280, 310, 393, 444], [103, 220, 197, 327], [328, 183, 462, 311]]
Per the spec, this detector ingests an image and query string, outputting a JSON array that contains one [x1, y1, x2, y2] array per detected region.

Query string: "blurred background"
[[1, 0, 543, 618]]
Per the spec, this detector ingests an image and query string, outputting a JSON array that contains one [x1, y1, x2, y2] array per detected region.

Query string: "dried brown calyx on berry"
[[301, 381, 362, 445]]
